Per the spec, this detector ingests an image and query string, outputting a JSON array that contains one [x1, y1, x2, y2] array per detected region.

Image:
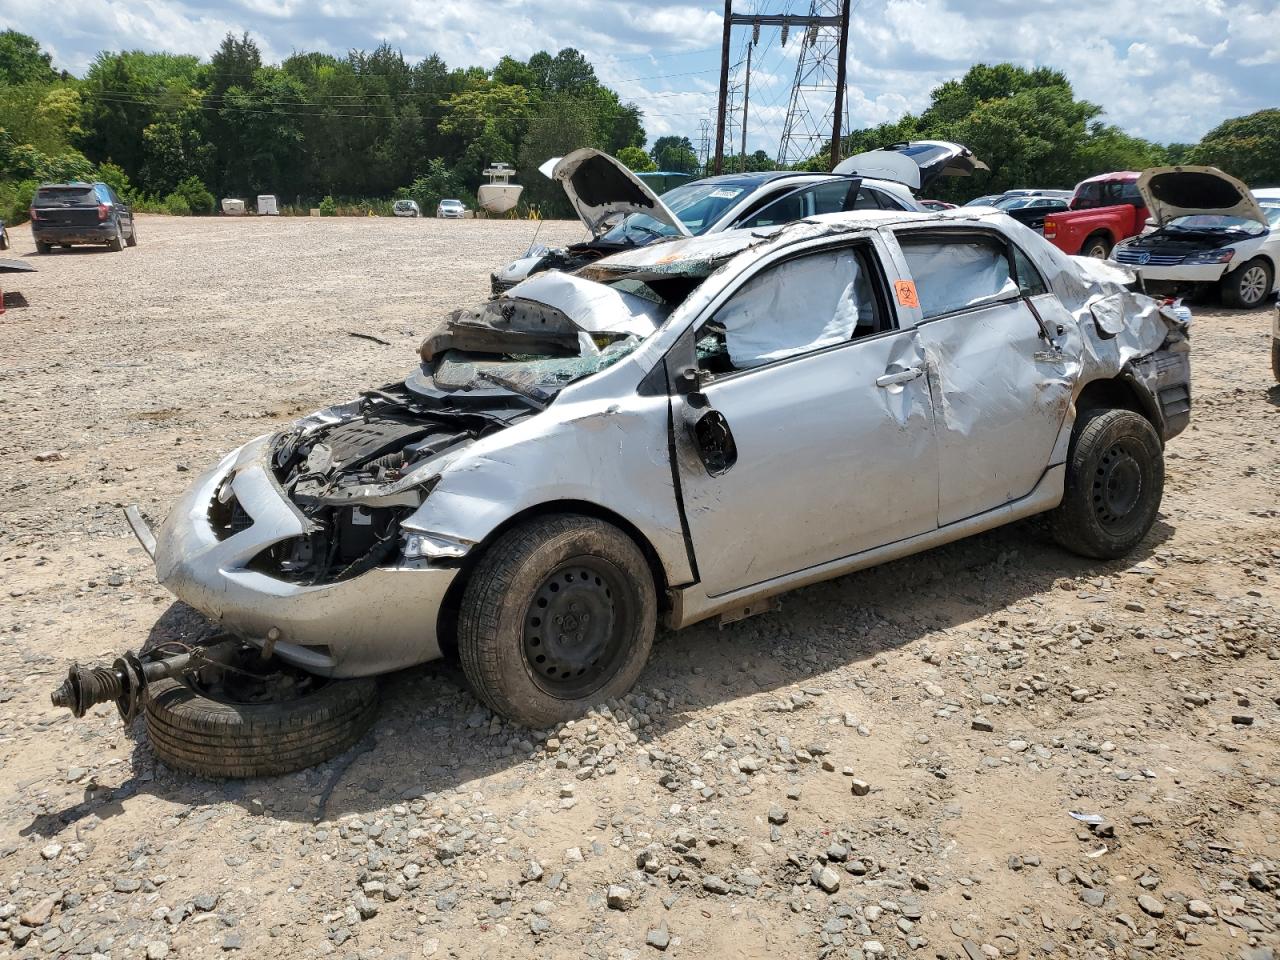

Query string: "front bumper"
[[142, 436, 457, 678], [1123, 262, 1228, 284]]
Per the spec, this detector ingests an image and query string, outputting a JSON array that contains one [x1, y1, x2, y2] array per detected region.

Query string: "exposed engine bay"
[[208, 384, 533, 585]]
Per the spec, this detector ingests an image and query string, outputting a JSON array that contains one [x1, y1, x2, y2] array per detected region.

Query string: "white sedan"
[[1113, 168, 1280, 308], [436, 199, 466, 219]]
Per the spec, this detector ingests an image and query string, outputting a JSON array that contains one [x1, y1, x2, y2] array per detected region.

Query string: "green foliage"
[[0, 177, 40, 224], [406, 159, 472, 214], [1190, 109, 1280, 186], [95, 162, 134, 198], [518, 96, 603, 217], [318, 195, 338, 216], [650, 136, 698, 173], [0, 30, 56, 85], [617, 146, 656, 172], [836, 63, 1171, 202], [162, 192, 192, 215], [172, 175, 215, 214]]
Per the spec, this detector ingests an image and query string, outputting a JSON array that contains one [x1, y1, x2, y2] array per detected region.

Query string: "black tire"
[[144, 667, 378, 779], [1220, 257, 1272, 309], [1272, 337, 1280, 384], [0, 231, 8, 250], [35, 240, 51, 254], [125, 220, 137, 247], [458, 515, 657, 727], [1081, 234, 1112, 259], [1050, 408, 1164, 560], [108, 223, 124, 252]]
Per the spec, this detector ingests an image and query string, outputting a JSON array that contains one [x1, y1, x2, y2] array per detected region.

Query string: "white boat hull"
[[478, 184, 523, 215]]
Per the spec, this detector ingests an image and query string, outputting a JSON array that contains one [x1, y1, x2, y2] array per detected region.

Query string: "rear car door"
[[669, 236, 939, 597], [890, 227, 1073, 526]]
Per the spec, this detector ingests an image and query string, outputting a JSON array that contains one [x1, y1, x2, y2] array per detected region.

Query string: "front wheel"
[[458, 515, 657, 727], [1221, 257, 1272, 309], [1050, 409, 1164, 560]]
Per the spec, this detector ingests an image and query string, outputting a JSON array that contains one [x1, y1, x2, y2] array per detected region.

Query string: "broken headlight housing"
[[401, 531, 470, 561]]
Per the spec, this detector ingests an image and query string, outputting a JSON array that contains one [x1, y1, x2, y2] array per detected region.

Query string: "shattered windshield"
[[599, 181, 747, 245]]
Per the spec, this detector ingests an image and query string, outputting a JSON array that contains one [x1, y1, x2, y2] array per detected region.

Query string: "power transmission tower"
[[697, 119, 712, 172], [714, 0, 851, 174], [777, 0, 852, 167]]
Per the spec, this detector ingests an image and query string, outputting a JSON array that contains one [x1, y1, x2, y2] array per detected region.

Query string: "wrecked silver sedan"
[[56, 205, 1191, 764]]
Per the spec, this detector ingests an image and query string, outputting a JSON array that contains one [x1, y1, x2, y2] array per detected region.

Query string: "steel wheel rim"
[[523, 556, 633, 699], [1092, 439, 1144, 529], [1240, 266, 1267, 305]]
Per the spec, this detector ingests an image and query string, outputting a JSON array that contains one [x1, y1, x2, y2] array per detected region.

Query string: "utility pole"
[[830, 0, 851, 168], [740, 41, 752, 173], [713, 0, 732, 175]]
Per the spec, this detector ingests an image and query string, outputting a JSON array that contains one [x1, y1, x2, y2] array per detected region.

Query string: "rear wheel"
[[35, 240, 51, 254], [1221, 257, 1272, 309], [1050, 409, 1163, 560], [0, 230, 8, 250], [1081, 234, 1112, 259], [1271, 337, 1280, 383], [144, 646, 378, 778], [458, 515, 657, 727], [125, 220, 138, 247], [108, 223, 124, 252]]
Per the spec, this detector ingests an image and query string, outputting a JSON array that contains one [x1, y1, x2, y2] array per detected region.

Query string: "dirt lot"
[[1, 214, 1278, 960]]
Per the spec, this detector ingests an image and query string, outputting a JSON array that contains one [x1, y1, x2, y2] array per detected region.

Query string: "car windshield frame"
[[598, 181, 750, 245]]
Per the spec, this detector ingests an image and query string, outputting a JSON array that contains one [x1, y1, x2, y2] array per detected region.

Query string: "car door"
[[107, 186, 132, 234], [668, 237, 939, 597], [891, 228, 1073, 526]]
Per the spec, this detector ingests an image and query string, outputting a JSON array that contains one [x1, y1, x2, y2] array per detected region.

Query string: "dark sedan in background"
[[30, 182, 137, 253]]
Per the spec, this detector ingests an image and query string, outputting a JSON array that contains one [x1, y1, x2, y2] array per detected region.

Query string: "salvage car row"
[[53, 142, 1203, 781]]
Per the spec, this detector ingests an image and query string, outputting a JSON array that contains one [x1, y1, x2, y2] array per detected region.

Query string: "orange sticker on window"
[[894, 280, 920, 308]]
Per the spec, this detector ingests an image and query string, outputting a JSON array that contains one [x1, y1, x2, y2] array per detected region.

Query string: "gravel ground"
[[0, 214, 1278, 960]]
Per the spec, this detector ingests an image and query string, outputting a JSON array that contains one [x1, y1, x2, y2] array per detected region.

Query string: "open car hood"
[[1137, 165, 1267, 226], [540, 148, 692, 239], [833, 140, 988, 192]]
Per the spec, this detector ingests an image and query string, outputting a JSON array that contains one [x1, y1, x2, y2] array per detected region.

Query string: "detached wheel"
[[1081, 234, 1112, 259], [458, 515, 657, 727], [144, 648, 378, 779], [1221, 257, 1272, 309], [1050, 409, 1164, 560]]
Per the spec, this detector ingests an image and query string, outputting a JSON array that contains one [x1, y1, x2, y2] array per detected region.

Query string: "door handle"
[[876, 366, 923, 388]]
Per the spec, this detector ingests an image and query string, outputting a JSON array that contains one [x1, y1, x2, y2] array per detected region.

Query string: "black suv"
[[30, 182, 137, 253]]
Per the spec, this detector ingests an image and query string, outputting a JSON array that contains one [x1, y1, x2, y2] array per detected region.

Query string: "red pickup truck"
[[1042, 171, 1149, 258]]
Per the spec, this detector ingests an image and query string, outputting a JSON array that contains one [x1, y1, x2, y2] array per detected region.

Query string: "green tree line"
[[0, 30, 647, 221], [789, 64, 1280, 201]]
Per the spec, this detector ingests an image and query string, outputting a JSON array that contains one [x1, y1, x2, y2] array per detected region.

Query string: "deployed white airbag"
[[718, 249, 870, 368], [900, 240, 1019, 318]]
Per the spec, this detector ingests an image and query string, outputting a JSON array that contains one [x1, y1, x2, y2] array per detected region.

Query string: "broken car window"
[[897, 236, 1020, 320], [697, 246, 879, 374], [1009, 242, 1049, 297]]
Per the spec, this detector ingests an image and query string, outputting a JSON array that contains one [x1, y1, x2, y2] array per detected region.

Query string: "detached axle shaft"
[[51, 639, 242, 722]]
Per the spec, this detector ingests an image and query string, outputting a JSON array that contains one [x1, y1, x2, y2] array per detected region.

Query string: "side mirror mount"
[[673, 365, 702, 396]]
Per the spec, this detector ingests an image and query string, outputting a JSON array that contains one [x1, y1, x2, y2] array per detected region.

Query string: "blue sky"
[[3, 0, 1277, 154]]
